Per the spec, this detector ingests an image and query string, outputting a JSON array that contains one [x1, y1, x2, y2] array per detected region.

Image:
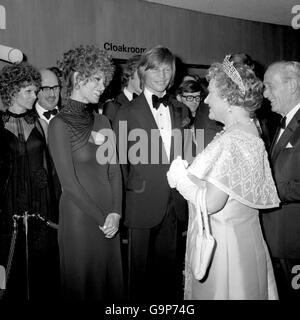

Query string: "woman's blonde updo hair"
[[57, 44, 115, 97], [206, 60, 263, 116]]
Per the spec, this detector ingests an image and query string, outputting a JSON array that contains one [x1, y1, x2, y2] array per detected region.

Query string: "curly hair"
[[0, 62, 41, 108], [206, 61, 263, 116], [57, 45, 115, 97]]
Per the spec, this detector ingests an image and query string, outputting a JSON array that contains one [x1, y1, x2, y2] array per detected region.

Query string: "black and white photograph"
[[0, 0, 300, 316]]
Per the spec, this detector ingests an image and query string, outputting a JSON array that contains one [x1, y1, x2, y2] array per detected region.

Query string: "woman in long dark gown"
[[0, 63, 60, 300], [48, 45, 124, 300]]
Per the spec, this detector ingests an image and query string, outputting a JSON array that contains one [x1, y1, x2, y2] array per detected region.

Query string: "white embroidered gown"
[[184, 129, 280, 300]]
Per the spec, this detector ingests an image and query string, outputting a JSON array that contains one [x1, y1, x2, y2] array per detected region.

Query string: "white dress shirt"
[[144, 88, 172, 160], [276, 102, 300, 142], [35, 102, 59, 124]]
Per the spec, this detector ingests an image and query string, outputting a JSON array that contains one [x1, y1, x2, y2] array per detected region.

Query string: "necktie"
[[43, 108, 58, 120], [152, 94, 169, 110], [132, 93, 138, 100], [279, 116, 286, 129]]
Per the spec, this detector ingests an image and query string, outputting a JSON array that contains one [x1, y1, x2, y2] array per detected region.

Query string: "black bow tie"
[[279, 116, 286, 129], [152, 94, 169, 110], [132, 93, 138, 100], [43, 108, 58, 120]]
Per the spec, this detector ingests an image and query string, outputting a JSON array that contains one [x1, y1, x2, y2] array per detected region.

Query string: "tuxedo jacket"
[[103, 92, 129, 124], [32, 103, 62, 220], [262, 107, 300, 259], [113, 93, 188, 228]]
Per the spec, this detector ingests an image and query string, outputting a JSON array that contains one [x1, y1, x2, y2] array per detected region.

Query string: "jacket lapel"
[[131, 94, 186, 163], [271, 108, 300, 160], [132, 93, 159, 131], [131, 94, 169, 163], [168, 99, 182, 130], [270, 125, 281, 157], [116, 92, 129, 106]]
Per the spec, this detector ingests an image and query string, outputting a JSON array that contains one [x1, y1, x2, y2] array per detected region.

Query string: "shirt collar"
[[123, 87, 133, 101], [285, 102, 300, 127], [35, 102, 58, 119], [35, 102, 47, 117]]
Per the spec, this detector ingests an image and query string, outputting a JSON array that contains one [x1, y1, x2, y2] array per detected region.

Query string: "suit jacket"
[[32, 103, 62, 222], [103, 92, 129, 124], [261, 107, 300, 259], [113, 93, 188, 228]]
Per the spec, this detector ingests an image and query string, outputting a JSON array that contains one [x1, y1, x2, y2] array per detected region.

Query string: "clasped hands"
[[99, 213, 120, 238], [167, 156, 189, 188]]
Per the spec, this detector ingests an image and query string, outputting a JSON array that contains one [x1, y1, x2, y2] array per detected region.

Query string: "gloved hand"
[[167, 156, 189, 188]]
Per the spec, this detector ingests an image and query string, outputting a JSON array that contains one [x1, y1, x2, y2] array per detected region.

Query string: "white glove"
[[167, 156, 189, 188], [167, 157, 202, 205]]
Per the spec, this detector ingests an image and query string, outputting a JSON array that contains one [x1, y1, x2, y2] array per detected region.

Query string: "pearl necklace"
[[223, 118, 254, 131], [215, 118, 254, 139]]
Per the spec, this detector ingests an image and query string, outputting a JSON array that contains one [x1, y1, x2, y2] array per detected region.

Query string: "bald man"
[[35, 69, 61, 124]]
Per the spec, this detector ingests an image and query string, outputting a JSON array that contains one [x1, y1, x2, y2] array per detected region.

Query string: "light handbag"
[[189, 187, 215, 281]]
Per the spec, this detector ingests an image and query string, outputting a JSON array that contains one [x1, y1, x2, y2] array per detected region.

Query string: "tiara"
[[222, 55, 246, 95]]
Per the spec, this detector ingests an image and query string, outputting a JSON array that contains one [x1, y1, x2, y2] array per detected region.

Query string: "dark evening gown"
[[48, 99, 124, 300], [0, 110, 60, 300]]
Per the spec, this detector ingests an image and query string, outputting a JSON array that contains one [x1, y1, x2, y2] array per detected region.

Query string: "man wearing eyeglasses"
[[176, 79, 223, 154], [35, 69, 61, 124]]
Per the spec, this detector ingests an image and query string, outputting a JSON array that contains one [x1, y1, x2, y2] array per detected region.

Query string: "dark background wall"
[[0, 0, 299, 71]]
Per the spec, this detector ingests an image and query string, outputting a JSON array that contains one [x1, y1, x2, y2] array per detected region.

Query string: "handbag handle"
[[195, 187, 212, 238]]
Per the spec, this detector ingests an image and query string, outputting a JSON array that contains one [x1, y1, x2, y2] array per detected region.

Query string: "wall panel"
[[0, 0, 299, 70]]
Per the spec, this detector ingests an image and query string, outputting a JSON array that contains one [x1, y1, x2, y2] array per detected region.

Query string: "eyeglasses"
[[40, 85, 60, 94], [182, 95, 202, 102]]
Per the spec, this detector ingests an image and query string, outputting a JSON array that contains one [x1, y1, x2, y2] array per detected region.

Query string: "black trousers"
[[127, 197, 183, 302]]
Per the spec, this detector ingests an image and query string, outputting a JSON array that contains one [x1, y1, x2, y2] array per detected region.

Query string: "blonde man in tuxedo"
[[113, 46, 188, 301]]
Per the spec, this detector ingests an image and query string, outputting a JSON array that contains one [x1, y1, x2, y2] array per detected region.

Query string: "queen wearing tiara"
[[167, 55, 280, 300]]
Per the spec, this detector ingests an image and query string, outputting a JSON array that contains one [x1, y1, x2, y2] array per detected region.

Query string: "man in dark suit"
[[113, 46, 188, 301], [103, 54, 142, 123], [34, 68, 61, 293], [261, 61, 300, 299], [34, 69, 61, 124], [34, 68, 61, 220]]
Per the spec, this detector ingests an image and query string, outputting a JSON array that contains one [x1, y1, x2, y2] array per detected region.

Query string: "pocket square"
[[285, 142, 293, 148]]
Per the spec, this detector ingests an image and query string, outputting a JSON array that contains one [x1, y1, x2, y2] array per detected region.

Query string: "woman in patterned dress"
[[167, 56, 280, 300]]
